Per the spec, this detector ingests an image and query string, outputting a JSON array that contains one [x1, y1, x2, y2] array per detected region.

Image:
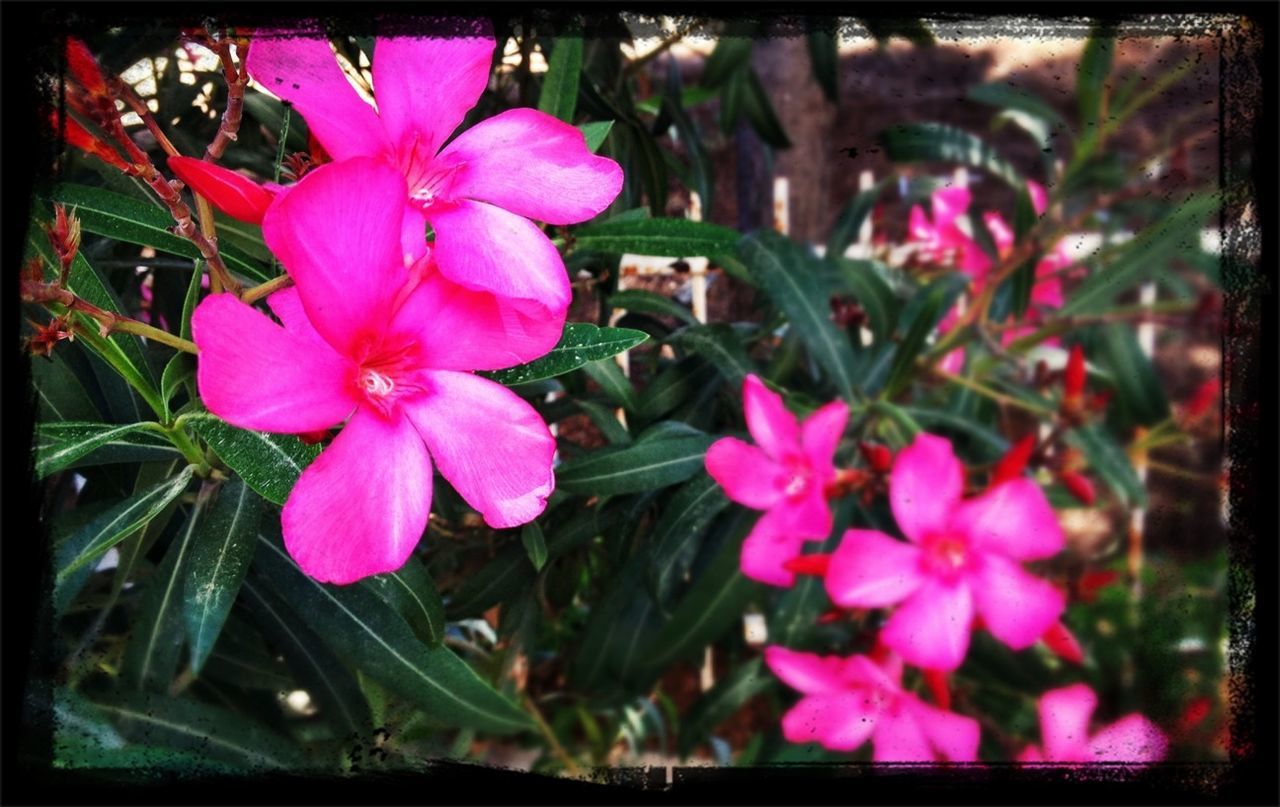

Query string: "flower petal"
[[1037, 684, 1098, 761], [282, 406, 432, 584], [776, 485, 832, 538], [262, 158, 411, 355], [880, 579, 974, 671], [426, 199, 571, 313], [192, 293, 355, 433], [739, 506, 809, 587], [951, 479, 1064, 561], [245, 34, 390, 162], [436, 108, 623, 225], [742, 374, 802, 460], [782, 694, 879, 753], [826, 529, 926, 608], [970, 554, 1065, 650], [388, 269, 563, 371], [872, 708, 933, 762], [404, 371, 554, 528], [890, 432, 965, 543], [1087, 715, 1168, 763], [705, 437, 784, 510], [266, 287, 329, 348], [167, 156, 275, 224], [931, 187, 972, 233], [373, 25, 495, 161], [1028, 180, 1049, 216], [800, 400, 849, 478], [764, 646, 851, 695], [909, 697, 982, 762]]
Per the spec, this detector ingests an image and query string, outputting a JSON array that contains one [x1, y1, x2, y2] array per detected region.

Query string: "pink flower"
[[764, 646, 980, 762], [245, 21, 623, 319], [824, 432, 1065, 671], [908, 187, 992, 276], [191, 157, 557, 584], [1019, 684, 1168, 763], [705, 375, 848, 587]]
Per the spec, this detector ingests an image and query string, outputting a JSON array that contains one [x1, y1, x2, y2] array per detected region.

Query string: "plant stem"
[[111, 79, 180, 157], [241, 274, 293, 304], [524, 694, 582, 777], [929, 366, 1053, 416]]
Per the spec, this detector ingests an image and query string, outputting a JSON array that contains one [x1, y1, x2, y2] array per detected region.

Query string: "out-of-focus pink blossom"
[[1019, 684, 1168, 763], [705, 375, 848, 587], [825, 432, 1065, 671], [764, 646, 980, 762], [192, 158, 557, 584]]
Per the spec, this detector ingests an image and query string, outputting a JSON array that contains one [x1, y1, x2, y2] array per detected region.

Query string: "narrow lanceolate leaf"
[[608, 289, 699, 326], [483, 323, 648, 386], [678, 657, 772, 757], [85, 690, 307, 770], [160, 352, 194, 422], [538, 28, 583, 123], [47, 184, 272, 283], [1067, 424, 1147, 508], [742, 68, 791, 149], [878, 122, 1025, 190], [826, 178, 891, 259], [572, 217, 741, 257], [521, 522, 549, 572], [828, 258, 902, 342], [55, 465, 195, 585], [362, 556, 446, 648], [184, 478, 263, 674], [886, 273, 968, 397], [671, 324, 756, 386], [647, 474, 731, 606], [556, 432, 715, 496], [35, 421, 178, 478], [580, 357, 638, 412], [179, 260, 203, 343], [254, 533, 533, 734], [807, 28, 839, 104], [1093, 323, 1169, 427], [578, 120, 614, 153], [1077, 27, 1115, 134], [31, 349, 100, 423], [740, 231, 857, 401], [701, 34, 753, 89], [241, 578, 373, 735], [186, 413, 320, 505]]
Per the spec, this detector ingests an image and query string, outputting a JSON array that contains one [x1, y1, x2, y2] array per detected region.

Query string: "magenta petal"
[[776, 485, 832, 538], [192, 293, 355, 433], [881, 579, 974, 671], [909, 698, 982, 762], [1087, 715, 1168, 763], [266, 287, 329, 348], [1037, 684, 1098, 761], [436, 108, 623, 224], [245, 35, 389, 162], [262, 158, 410, 355], [427, 199, 571, 313], [908, 205, 934, 242], [763, 646, 851, 695], [705, 437, 784, 510], [373, 27, 495, 161], [782, 694, 879, 752], [970, 554, 1065, 650], [282, 407, 432, 584], [388, 271, 563, 371], [872, 709, 933, 762], [1028, 180, 1049, 216], [739, 506, 808, 587], [952, 479, 1064, 561], [741, 375, 802, 460], [800, 400, 849, 478], [931, 187, 972, 233], [890, 433, 965, 543], [1018, 745, 1046, 763], [400, 205, 430, 265], [826, 529, 925, 608], [405, 371, 554, 528]]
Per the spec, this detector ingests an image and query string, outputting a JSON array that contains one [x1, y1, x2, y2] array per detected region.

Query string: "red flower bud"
[[991, 433, 1037, 487], [168, 156, 275, 224], [1064, 343, 1086, 402], [51, 109, 133, 173], [1087, 388, 1113, 413], [296, 429, 332, 445], [1075, 569, 1119, 603], [923, 669, 951, 711], [782, 553, 831, 578], [1040, 620, 1084, 664], [1186, 377, 1221, 420], [1176, 696, 1213, 737], [308, 131, 331, 166], [859, 442, 893, 474], [1059, 470, 1096, 506], [66, 37, 110, 98]]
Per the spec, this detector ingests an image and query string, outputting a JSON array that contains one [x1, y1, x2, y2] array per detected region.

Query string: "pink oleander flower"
[[1019, 684, 1168, 764], [764, 645, 980, 762], [704, 375, 849, 588], [824, 432, 1065, 671], [244, 21, 623, 320], [191, 157, 557, 584]]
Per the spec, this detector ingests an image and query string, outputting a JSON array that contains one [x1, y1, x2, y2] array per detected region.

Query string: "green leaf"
[[662, 60, 714, 214], [1060, 195, 1217, 315], [578, 120, 614, 153], [742, 69, 791, 149], [719, 68, 747, 135], [160, 352, 193, 421], [647, 474, 731, 606], [580, 357, 638, 412], [608, 289, 698, 325], [828, 258, 901, 342], [556, 431, 715, 496], [362, 557, 447, 649], [538, 28, 583, 122], [701, 35, 753, 89], [886, 273, 968, 397], [969, 82, 1068, 131], [482, 323, 648, 386], [35, 421, 178, 478], [807, 28, 839, 104], [31, 349, 100, 423], [254, 533, 533, 734], [678, 657, 772, 757], [878, 122, 1025, 190], [573, 217, 740, 257], [185, 413, 320, 505], [1093, 324, 1170, 426], [240, 578, 373, 735], [576, 399, 632, 445], [184, 478, 263, 674], [670, 324, 756, 386], [179, 258, 203, 342], [47, 184, 272, 283], [1068, 424, 1147, 508], [637, 356, 712, 421], [521, 522, 549, 572], [54, 465, 195, 585], [739, 231, 857, 401], [1077, 26, 1115, 133], [826, 179, 891, 258]]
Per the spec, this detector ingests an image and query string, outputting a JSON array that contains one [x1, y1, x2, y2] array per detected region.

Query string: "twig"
[[524, 694, 582, 777], [26, 282, 198, 354], [241, 274, 293, 304], [203, 34, 250, 162]]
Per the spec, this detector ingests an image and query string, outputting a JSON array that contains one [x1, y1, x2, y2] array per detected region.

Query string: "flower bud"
[[781, 553, 831, 578], [66, 37, 110, 98], [858, 442, 893, 474], [1040, 620, 1084, 664], [991, 433, 1037, 487], [1059, 470, 1096, 506], [1063, 344, 1086, 403]]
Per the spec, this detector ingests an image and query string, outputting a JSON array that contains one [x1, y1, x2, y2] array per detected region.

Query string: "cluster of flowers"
[[706, 375, 1168, 763], [59, 24, 622, 583]]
